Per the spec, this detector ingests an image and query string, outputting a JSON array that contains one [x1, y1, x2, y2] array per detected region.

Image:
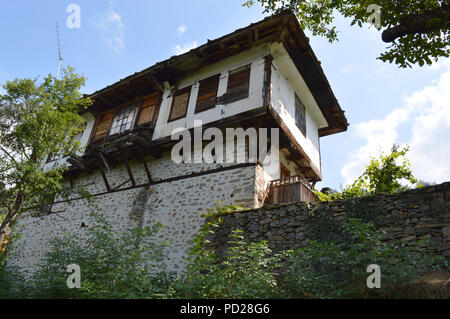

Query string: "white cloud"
[[90, 2, 125, 54], [340, 63, 354, 73], [177, 24, 187, 37], [173, 41, 198, 55], [340, 63, 365, 73], [341, 63, 450, 185]]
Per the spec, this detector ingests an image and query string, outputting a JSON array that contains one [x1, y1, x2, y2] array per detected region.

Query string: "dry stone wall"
[[207, 182, 450, 260]]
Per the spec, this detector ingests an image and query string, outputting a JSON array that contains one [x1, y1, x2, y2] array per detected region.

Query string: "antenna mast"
[[56, 22, 63, 80]]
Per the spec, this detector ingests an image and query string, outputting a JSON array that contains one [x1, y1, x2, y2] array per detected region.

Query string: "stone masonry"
[[207, 182, 450, 260], [9, 151, 262, 276]]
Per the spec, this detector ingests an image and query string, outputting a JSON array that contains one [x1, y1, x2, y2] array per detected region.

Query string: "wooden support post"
[[141, 156, 153, 183], [99, 167, 111, 193], [263, 55, 273, 107], [124, 156, 136, 187], [96, 153, 111, 192]]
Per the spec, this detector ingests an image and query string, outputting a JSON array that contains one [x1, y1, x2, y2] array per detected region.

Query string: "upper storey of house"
[[46, 11, 348, 182]]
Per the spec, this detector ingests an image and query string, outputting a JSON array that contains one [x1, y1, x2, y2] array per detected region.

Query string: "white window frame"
[[109, 106, 137, 136]]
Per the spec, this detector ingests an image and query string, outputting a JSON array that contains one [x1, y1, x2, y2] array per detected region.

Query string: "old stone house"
[[11, 11, 348, 273]]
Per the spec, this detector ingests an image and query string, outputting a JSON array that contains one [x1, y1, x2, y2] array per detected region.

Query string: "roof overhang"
[[86, 11, 348, 135]]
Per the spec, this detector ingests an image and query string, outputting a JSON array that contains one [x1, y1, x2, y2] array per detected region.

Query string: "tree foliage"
[[283, 218, 443, 298], [316, 144, 421, 201], [1, 212, 178, 299], [244, 0, 450, 67], [183, 228, 283, 298], [182, 203, 283, 298], [0, 67, 91, 245], [351, 144, 421, 193], [1, 204, 445, 299]]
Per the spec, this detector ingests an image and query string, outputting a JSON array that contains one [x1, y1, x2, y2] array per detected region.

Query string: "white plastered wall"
[[269, 42, 327, 172]]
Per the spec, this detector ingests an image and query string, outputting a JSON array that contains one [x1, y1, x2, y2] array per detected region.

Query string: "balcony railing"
[[266, 175, 317, 204]]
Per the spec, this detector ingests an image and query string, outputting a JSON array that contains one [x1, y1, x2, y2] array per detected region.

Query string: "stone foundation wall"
[[207, 182, 450, 259], [9, 154, 260, 275]]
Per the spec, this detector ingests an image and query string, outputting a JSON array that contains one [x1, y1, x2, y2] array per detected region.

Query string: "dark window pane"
[[295, 94, 306, 136], [195, 74, 220, 113], [218, 65, 250, 104], [110, 106, 136, 135]]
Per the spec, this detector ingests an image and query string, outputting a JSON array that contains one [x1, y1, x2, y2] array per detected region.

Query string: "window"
[[294, 94, 306, 136], [195, 74, 220, 113], [137, 93, 161, 126], [92, 111, 114, 142], [109, 106, 136, 135], [219, 65, 250, 104], [168, 86, 191, 122]]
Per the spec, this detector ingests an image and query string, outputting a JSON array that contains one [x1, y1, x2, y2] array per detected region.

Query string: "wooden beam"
[[99, 166, 111, 193], [141, 157, 153, 183], [111, 88, 129, 102], [95, 95, 114, 107], [267, 105, 322, 181], [147, 72, 163, 92], [124, 156, 136, 187], [263, 55, 273, 106]]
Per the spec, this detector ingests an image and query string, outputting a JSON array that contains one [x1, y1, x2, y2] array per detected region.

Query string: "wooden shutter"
[[92, 110, 114, 142], [220, 65, 250, 104], [195, 74, 220, 113], [168, 86, 191, 122], [138, 93, 161, 126], [295, 94, 306, 136]]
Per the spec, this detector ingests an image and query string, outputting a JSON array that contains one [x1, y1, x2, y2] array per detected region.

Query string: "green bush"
[[1, 204, 446, 299], [282, 218, 445, 298], [183, 228, 283, 298], [1, 212, 179, 299]]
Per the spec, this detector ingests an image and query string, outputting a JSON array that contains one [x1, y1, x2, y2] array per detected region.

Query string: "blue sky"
[[1, 0, 449, 190]]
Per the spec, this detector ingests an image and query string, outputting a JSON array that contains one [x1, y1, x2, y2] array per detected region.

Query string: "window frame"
[[195, 74, 220, 114], [218, 64, 251, 104], [168, 86, 191, 122], [294, 94, 306, 137], [108, 105, 138, 136]]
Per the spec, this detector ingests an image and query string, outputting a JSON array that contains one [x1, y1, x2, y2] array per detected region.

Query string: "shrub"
[[282, 218, 445, 298], [2, 211, 179, 299], [183, 228, 283, 298]]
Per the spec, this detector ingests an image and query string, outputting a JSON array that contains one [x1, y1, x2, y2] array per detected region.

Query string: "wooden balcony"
[[266, 175, 317, 205]]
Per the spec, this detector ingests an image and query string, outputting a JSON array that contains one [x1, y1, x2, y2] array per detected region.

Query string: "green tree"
[[351, 144, 421, 194], [0, 67, 91, 247], [316, 144, 421, 201], [244, 1, 450, 67]]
